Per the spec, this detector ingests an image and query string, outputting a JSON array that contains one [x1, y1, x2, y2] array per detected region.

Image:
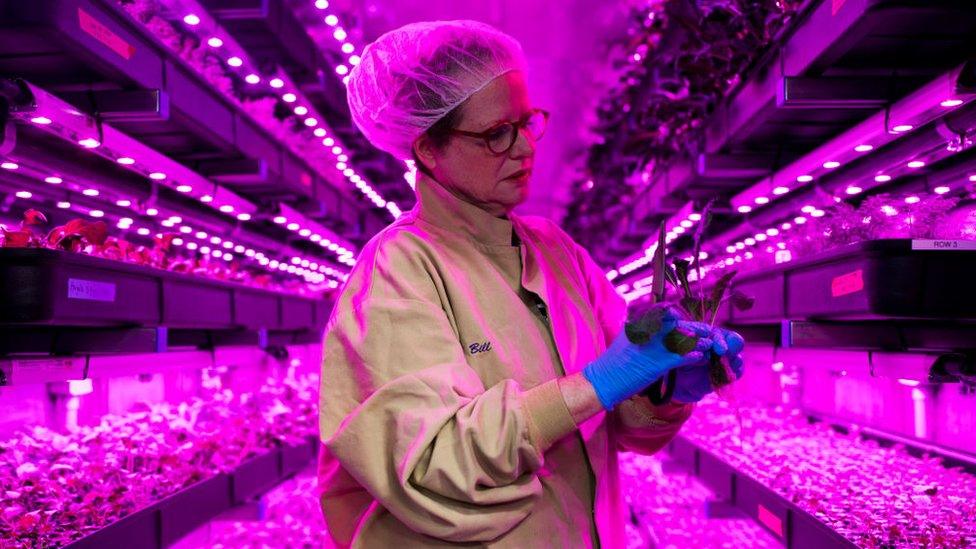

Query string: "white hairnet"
[[346, 20, 528, 160]]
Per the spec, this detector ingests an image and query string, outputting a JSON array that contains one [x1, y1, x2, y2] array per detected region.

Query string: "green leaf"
[[664, 328, 698, 355], [730, 289, 755, 311], [624, 306, 665, 344], [709, 270, 737, 305], [708, 354, 735, 389], [673, 259, 693, 299], [679, 297, 705, 321]]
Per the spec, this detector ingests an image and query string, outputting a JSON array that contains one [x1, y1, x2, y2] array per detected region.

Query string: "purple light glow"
[[245, 74, 261, 85], [737, 205, 752, 213], [183, 14, 201, 26], [892, 124, 914, 133], [30, 116, 52, 125], [282, 93, 297, 103], [854, 144, 874, 153], [823, 161, 841, 169], [874, 174, 892, 183], [117, 157, 135, 165], [796, 175, 813, 183], [755, 196, 769, 205], [115, 199, 131, 207], [933, 186, 951, 194], [845, 186, 863, 195], [907, 160, 925, 169], [45, 176, 63, 184], [82, 189, 99, 197], [176, 184, 192, 193], [207, 37, 223, 48], [940, 99, 963, 108], [273, 216, 287, 224], [218, 205, 234, 213], [772, 186, 790, 195], [905, 195, 921, 204], [236, 213, 252, 221], [325, 15, 339, 26], [148, 172, 166, 180], [227, 57, 243, 67], [57, 201, 70, 209], [78, 138, 100, 148], [3, 161, 22, 170], [294, 106, 309, 116], [270, 78, 284, 88], [14, 191, 31, 199]]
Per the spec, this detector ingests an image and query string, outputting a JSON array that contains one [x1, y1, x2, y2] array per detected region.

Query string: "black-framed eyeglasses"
[[449, 108, 550, 155]]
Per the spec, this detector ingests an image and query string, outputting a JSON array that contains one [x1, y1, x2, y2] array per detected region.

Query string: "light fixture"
[[45, 176, 64, 184], [207, 37, 223, 48], [801, 205, 815, 213], [269, 78, 284, 88], [176, 184, 192, 193], [874, 174, 892, 183], [323, 137, 336, 147], [298, 228, 312, 237], [933, 185, 951, 194], [744, 237, 756, 246], [332, 146, 343, 155], [679, 220, 693, 228], [78, 138, 100, 148], [794, 216, 807, 224], [117, 157, 135, 165], [754, 196, 769, 205], [845, 186, 863, 195], [14, 191, 31, 199], [218, 204, 234, 213], [82, 188, 99, 197], [57, 201, 71, 209], [341, 43, 355, 54], [282, 93, 297, 103], [200, 195, 213, 203], [149, 172, 166, 180], [737, 205, 752, 213], [227, 56, 243, 67], [315, 0, 329, 9], [294, 106, 309, 116], [755, 233, 767, 242], [325, 15, 339, 26], [725, 245, 737, 254], [811, 209, 826, 218], [196, 231, 207, 239], [137, 228, 151, 236], [905, 195, 921, 204], [304, 118, 318, 127], [796, 175, 813, 183], [335, 65, 349, 76], [236, 213, 251, 221], [892, 124, 913, 133], [688, 213, 702, 221], [146, 208, 158, 216], [772, 186, 790, 195], [333, 28, 347, 41], [115, 199, 131, 207], [314, 128, 327, 137], [30, 116, 52, 125], [854, 144, 874, 153], [940, 99, 963, 108], [349, 55, 361, 66], [273, 215, 287, 224], [244, 74, 261, 85], [210, 236, 222, 244], [823, 161, 841, 169], [286, 222, 300, 231], [907, 160, 925, 169], [766, 228, 779, 236], [183, 14, 201, 25]]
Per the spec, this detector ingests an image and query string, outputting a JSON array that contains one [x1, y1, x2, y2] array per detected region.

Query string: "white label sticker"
[[67, 278, 117, 302], [911, 240, 976, 251]]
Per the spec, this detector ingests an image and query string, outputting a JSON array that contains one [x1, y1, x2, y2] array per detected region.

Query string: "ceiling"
[[339, 0, 633, 221]]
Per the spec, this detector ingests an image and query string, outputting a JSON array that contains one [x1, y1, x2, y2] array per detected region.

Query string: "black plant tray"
[[727, 239, 976, 324], [65, 441, 319, 548], [232, 448, 282, 504], [667, 436, 856, 549], [0, 248, 326, 330]]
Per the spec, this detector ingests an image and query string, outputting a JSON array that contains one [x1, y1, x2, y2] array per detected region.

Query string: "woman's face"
[[414, 71, 536, 217]]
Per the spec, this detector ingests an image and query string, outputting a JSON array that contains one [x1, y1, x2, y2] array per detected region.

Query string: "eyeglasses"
[[449, 108, 550, 155]]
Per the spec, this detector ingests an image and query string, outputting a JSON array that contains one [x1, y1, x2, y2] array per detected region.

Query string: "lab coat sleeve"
[[320, 234, 578, 543], [570, 239, 693, 454]]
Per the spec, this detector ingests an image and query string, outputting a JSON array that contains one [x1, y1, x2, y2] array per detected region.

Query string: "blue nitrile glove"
[[670, 327, 746, 404], [583, 315, 717, 410]]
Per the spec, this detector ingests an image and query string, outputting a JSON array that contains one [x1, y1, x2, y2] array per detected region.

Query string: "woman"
[[318, 20, 744, 548]]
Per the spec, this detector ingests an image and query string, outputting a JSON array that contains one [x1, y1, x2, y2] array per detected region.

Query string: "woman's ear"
[[412, 135, 437, 174]]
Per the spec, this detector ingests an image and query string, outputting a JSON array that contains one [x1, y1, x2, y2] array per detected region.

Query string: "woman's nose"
[[510, 127, 536, 158]]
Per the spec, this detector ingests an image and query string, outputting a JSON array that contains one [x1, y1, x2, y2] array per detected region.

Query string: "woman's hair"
[[411, 103, 465, 177]]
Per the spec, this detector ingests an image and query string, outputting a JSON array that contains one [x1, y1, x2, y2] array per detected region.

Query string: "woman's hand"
[[669, 327, 745, 404], [582, 310, 717, 410]]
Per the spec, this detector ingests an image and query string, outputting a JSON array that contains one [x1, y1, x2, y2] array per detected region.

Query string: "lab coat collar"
[[413, 174, 516, 247]]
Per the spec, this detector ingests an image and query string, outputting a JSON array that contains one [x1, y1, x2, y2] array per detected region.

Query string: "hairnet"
[[346, 20, 528, 160]]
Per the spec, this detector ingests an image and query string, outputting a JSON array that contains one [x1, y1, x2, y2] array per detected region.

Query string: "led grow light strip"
[[611, 202, 703, 278], [11, 80, 256, 221], [730, 66, 976, 213], [153, 0, 397, 215], [276, 203, 357, 267]]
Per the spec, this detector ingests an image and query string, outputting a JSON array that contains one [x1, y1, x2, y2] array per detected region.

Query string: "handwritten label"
[[831, 269, 864, 297], [468, 341, 492, 355], [68, 278, 116, 302], [911, 239, 976, 251], [757, 504, 784, 537], [79, 8, 136, 60]]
